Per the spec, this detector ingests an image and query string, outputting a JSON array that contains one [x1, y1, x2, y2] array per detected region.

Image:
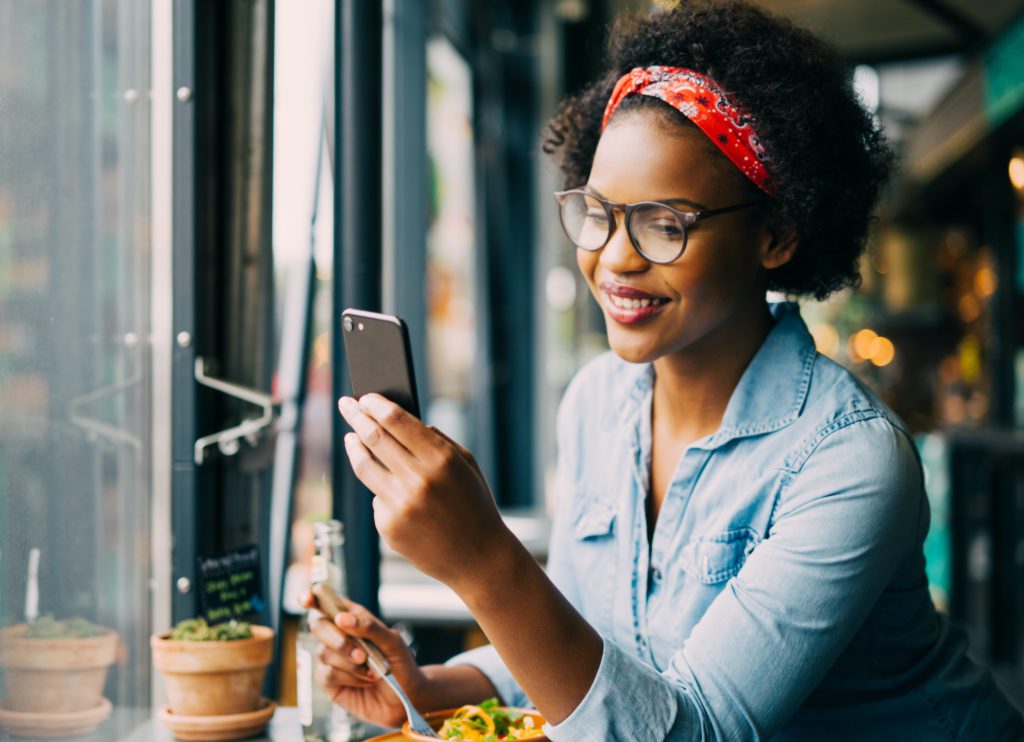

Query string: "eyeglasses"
[[553, 189, 763, 264]]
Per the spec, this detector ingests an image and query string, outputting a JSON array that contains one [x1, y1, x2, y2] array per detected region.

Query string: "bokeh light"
[[852, 329, 878, 361], [974, 266, 997, 298], [1009, 156, 1024, 190], [869, 336, 895, 367]]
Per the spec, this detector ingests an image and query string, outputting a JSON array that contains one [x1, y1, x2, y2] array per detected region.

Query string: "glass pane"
[[0, 0, 154, 727], [271, 0, 335, 707], [425, 37, 478, 443]]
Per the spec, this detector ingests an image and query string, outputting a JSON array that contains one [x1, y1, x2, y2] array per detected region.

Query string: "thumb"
[[335, 600, 405, 657]]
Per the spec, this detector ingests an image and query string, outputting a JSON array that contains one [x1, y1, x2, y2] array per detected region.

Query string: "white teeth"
[[608, 293, 664, 310]]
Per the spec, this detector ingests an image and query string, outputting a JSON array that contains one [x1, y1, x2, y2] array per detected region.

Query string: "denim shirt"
[[448, 301, 1023, 741]]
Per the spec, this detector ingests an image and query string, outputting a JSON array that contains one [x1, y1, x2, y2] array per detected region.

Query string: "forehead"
[[588, 110, 744, 202]]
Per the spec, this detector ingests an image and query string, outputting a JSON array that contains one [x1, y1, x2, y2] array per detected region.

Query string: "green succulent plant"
[[23, 615, 106, 639], [169, 617, 253, 642]]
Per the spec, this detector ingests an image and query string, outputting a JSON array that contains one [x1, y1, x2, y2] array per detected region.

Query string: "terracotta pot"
[[403, 707, 548, 741], [151, 625, 274, 717], [0, 624, 119, 713]]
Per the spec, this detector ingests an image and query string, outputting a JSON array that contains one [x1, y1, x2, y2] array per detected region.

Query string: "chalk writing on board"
[[196, 545, 266, 622]]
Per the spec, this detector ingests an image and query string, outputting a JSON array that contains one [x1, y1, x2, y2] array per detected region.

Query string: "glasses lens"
[[631, 204, 686, 262], [559, 192, 610, 250]]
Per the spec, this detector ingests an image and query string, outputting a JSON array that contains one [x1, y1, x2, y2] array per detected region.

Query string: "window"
[[0, 0, 156, 724]]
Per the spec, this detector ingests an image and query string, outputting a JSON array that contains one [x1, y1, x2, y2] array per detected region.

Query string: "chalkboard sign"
[[197, 545, 266, 623]]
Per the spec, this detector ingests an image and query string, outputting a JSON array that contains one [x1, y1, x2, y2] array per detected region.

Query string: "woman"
[[305, 2, 1024, 739]]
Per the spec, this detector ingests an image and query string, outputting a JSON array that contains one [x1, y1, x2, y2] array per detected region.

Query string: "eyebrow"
[[582, 184, 707, 211]]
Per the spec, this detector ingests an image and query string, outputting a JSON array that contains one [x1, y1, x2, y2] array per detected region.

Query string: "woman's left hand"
[[338, 393, 514, 588]]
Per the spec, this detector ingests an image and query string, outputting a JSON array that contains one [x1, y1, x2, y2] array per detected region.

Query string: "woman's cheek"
[[576, 249, 598, 288]]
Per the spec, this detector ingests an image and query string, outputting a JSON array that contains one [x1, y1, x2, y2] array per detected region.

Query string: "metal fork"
[[364, 648, 441, 738], [311, 583, 441, 738]]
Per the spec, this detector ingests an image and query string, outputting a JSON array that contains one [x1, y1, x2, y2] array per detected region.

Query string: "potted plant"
[[151, 618, 274, 717], [0, 615, 118, 714]]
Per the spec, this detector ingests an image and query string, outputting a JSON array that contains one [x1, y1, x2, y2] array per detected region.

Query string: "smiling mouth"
[[605, 293, 670, 310], [600, 287, 671, 325]]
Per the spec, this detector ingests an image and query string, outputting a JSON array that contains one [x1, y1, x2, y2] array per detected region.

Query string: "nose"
[[599, 210, 648, 273]]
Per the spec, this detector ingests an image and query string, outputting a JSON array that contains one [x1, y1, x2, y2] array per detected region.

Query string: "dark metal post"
[[333, 0, 383, 614], [171, 0, 201, 623], [383, 0, 428, 400]]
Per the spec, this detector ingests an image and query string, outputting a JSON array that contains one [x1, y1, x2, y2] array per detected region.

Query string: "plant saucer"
[[0, 696, 112, 738], [157, 697, 276, 741]]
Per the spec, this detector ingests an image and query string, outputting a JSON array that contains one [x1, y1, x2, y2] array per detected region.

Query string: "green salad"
[[438, 697, 544, 740]]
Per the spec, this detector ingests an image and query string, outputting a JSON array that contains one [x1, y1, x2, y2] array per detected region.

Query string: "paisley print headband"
[[602, 66, 774, 195]]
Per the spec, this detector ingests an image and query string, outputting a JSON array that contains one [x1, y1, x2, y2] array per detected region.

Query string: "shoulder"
[[809, 351, 906, 425], [785, 351, 918, 473], [772, 356, 926, 543]]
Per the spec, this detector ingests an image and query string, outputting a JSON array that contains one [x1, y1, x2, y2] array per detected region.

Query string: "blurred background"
[[2, 0, 1024, 732]]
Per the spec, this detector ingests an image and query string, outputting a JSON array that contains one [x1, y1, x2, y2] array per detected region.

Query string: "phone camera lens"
[[343, 316, 353, 332]]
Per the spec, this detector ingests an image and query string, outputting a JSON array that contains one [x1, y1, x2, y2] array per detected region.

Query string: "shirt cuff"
[[543, 637, 680, 740], [445, 644, 531, 709]]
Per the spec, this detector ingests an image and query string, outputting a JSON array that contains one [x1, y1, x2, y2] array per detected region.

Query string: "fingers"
[[316, 644, 374, 685], [339, 396, 415, 474], [308, 612, 349, 652], [316, 648, 375, 690], [309, 611, 376, 686], [354, 394, 437, 456], [335, 601, 404, 655], [343, 433, 392, 494], [309, 599, 403, 663]]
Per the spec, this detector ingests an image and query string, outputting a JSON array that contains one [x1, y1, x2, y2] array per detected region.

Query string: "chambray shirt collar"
[[613, 301, 816, 450]]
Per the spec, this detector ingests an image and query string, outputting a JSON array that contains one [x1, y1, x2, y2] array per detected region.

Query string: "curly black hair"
[[544, 1, 895, 301]]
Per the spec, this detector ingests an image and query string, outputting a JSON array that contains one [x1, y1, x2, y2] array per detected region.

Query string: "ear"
[[758, 216, 798, 271]]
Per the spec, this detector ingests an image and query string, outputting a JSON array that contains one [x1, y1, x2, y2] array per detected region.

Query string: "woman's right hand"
[[301, 592, 425, 728]]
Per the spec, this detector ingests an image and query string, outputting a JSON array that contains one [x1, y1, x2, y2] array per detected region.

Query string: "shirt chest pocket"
[[680, 527, 760, 585], [570, 498, 618, 632]]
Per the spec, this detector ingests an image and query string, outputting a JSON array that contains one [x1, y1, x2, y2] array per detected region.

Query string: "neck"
[[652, 299, 775, 442]]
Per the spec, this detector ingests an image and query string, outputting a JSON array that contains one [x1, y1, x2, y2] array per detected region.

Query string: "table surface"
[[0, 707, 400, 742]]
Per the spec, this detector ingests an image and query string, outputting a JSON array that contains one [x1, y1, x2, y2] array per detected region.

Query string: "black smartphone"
[[341, 308, 421, 418]]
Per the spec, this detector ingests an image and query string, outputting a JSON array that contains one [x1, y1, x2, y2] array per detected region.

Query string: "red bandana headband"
[[602, 66, 774, 195]]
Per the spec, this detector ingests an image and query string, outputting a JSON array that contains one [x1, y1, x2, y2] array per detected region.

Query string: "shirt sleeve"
[[545, 415, 926, 741], [444, 643, 531, 709]]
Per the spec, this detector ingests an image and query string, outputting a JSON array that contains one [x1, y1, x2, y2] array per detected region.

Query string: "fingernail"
[[339, 396, 356, 414], [337, 612, 357, 628]]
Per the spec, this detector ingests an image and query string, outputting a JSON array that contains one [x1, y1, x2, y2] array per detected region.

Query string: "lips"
[[599, 281, 671, 325], [601, 281, 668, 301]]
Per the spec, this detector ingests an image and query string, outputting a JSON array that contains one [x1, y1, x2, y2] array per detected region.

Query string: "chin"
[[605, 323, 665, 365]]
